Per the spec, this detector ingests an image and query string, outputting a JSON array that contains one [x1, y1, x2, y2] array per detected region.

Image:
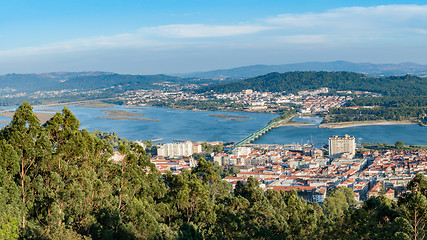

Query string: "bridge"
[[233, 121, 279, 148], [233, 114, 296, 149]]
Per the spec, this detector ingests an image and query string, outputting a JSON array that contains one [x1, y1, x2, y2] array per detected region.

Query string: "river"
[[1, 105, 426, 145]]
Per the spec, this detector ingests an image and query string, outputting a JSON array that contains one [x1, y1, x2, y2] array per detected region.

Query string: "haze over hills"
[[0, 71, 114, 92], [178, 61, 427, 79], [0, 72, 203, 94], [1, 60, 427, 95]]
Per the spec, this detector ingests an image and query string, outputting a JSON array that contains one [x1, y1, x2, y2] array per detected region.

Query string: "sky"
[[1, 0, 427, 75]]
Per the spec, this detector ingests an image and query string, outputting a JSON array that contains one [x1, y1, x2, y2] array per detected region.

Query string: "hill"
[[179, 61, 427, 79], [55, 74, 186, 91], [0, 71, 113, 93], [197, 71, 427, 97], [0, 72, 205, 94]]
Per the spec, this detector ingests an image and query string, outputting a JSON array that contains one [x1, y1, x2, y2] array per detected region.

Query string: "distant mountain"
[[178, 61, 427, 79], [0, 71, 113, 92], [0, 71, 210, 95], [54, 74, 187, 91]]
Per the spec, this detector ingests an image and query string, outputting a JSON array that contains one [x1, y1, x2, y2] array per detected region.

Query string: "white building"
[[157, 141, 202, 158], [232, 146, 252, 157], [328, 134, 356, 159]]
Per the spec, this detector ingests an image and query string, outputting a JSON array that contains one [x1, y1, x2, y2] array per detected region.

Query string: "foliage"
[[198, 71, 427, 97], [201, 142, 223, 154], [269, 109, 297, 124], [326, 106, 426, 122], [322, 187, 356, 220], [0, 102, 426, 239]]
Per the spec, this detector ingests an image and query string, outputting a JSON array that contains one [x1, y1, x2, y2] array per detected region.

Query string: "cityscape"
[[140, 134, 426, 205], [1, 1, 427, 239]]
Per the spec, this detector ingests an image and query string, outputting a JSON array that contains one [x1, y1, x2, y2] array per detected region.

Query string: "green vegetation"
[[57, 74, 186, 91], [269, 108, 297, 124], [198, 71, 427, 96], [219, 165, 241, 178], [201, 142, 224, 154], [338, 96, 427, 124], [91, 129, 134, 148], [91, 129, 153, 152], [349, 96, 427, 108], [326, 106, 426, 122], [0, 102, 426, 239], [198, 71, 427, 123], [359, 142, 427, 151]]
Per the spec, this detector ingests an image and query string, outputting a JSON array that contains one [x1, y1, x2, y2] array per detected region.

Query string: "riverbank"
[[0, 111, 55, 124], [319, 120, 416, 129], [279, 122, 316, 127], [273, 114, 297, 127]]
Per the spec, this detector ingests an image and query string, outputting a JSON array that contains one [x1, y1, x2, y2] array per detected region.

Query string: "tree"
[[395, 141, 405, 149], [322, 187, 356, 220], [0, 101, 43, 229], [399, 173, 427, 239], [399, 192, 427, 240]]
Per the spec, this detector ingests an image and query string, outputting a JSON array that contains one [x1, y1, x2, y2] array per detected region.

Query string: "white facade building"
[[328, 134, 356, 159], [157, 141, 202, 158]]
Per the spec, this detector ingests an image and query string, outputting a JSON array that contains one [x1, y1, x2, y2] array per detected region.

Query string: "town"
[[139, 135, 427, 205], [119, 87, 361, 114]]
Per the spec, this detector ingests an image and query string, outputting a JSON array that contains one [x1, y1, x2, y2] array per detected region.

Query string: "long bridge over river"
[[233, 121, 278, 148], [233, 114, 297, 148]]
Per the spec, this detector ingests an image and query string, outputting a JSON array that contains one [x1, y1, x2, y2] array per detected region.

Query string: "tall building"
[[328, 134, 355, 159], [157, 141, 202, 158]]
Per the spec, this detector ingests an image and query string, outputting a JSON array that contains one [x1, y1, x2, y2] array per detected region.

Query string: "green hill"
[[197, 71, 427, 96]]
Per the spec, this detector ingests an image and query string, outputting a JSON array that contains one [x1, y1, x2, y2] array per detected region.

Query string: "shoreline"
[[0, 111, 55, 124], [279, 122, 316, 127], [319, 120, 417, 129], [144, 104, 278, 115]]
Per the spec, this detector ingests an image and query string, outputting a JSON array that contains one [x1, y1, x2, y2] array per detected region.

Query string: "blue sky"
[[1, 0, 427, 74]]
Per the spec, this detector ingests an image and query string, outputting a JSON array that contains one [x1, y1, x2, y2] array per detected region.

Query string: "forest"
[[326, 106, 427, 122], [197, 71, 427, 97], [326, 95, 427, 123], [0, 102, 426, 239]]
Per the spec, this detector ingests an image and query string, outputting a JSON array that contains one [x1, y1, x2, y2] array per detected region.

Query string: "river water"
[[253, 116, 427, 146], [1, 105, 426, 145]]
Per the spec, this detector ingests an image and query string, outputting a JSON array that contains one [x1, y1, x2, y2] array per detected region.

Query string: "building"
[[312, 187, 327, 203], [384, 189, 395, 200], [328, 134, 356, 159], [367, 181, 383, 199], [157, 141, 202, 158], [244, 89, 253, 95]]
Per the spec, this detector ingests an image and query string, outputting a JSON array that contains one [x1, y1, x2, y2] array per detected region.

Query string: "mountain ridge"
[[177, 61, 427, 79]]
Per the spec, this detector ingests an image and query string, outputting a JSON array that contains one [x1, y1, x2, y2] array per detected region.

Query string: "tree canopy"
[[0, 102, 425, 239]]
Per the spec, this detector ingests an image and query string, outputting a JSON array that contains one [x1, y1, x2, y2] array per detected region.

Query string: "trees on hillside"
[[0, 102, 426, 239]]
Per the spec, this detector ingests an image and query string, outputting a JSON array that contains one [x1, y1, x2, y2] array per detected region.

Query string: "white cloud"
[[0, 23, 271, 57], [275, 35, 329, 44], [266, 4, 427, 34], [145, 24, 272, 38], [1, 4, 427, 60], [0, 33, 158, 57]]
